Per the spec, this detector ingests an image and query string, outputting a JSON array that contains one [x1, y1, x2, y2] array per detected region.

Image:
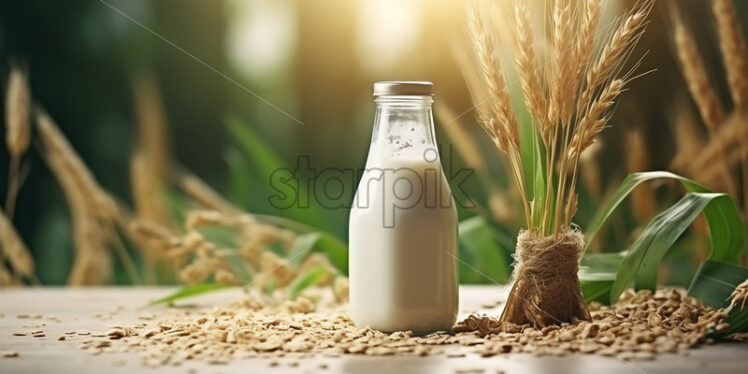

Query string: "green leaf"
[[225, 114, 326, 228], [287, 266, 329, 299], [147, 284, 235, 307], [579, 253, 621, 304], [688, 260, 748, 308], [583, 171, 744, 303], [586, 171, 709, 247], [458, 216, 513, 284], [288, 232, 348, 275], [225, 147, 253, 207], [226, 113, 287, 179], [518, 115, 547, 227], [688, 260, 748, 339], [610, 192, 742, 303]]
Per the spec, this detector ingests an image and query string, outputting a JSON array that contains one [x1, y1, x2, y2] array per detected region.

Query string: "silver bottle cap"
[[373, 81, 434, 96]]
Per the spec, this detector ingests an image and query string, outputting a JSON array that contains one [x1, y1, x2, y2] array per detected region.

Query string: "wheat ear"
[[514, 1, 548, 139], [712, 0, 748, 221], [36, 110, 116, 285], [36, 110, 119, 219], [578, 5, 650, 115], [549, 0, 576, 125], [673, 12, 738, 197], [467, 5, 520, 152], [467, 4, 530, 226], [713, 0, 748, 112], [673, 15, 725, 130], [5, 67, 30, 157], [4, 66, 31, 218], [568, 79, 625, 164], [574, 0, 602, 81]]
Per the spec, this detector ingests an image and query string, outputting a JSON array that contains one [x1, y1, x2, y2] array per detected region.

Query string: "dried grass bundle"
[[465, 0, 652, 327]]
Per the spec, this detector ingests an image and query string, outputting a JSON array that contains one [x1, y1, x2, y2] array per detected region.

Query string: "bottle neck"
[[370, 95, 438, 163]]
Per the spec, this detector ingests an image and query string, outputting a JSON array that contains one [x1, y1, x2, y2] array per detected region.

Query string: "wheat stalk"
[[467, 6, 520, 153], [5, 67, 30, 157], [712, 0, 748, 225], [465, 0, 651, 234], [549, 0, 575, 126], [173, 168, 243, 215], [467, 4, 531, 225], [434, 102, 485, 173], [672, 10, 738, 198], [35, 109, 130, 285], [578, 6, 649, 116], [574, 0, 602, 83], [673, 15, 725, 131], [625, 129, 656, 222], [0, 210, 34, 280], [713, 0, 748, 112], [514, 1, 548, 139], [4, 66, 31, 218], [670, 101, 706, 173], [36, 110, 119, 220]]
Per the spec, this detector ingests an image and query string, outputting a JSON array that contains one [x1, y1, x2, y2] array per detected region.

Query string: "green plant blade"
[[287, 231, 348, 275], [287, 266, 329, 300], [519, 115, 547, 225], [458, 216, 513, 284], [579, 253, 621, 304], [688, 260, 748, 339], [147, 284, 235, 307], [225, 114, 326, 228], [688, 260, 748, 308], [610, 192, 741, 303], [586, 171, 709, 247]]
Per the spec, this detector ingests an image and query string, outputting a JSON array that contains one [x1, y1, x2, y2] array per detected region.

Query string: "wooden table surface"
[[0, 286, 746, 374]]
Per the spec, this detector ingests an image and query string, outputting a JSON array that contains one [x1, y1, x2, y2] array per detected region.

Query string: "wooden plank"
[[0, 286, 745, 374]]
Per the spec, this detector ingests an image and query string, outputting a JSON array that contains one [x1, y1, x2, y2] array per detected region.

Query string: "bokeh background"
[[0, 0, 746, 285]]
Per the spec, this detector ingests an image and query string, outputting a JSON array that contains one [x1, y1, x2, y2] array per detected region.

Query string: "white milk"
[[349, 83, 458, 333]]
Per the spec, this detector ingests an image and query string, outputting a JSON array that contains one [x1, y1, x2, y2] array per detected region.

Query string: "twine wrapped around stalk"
[[500, 229, 590, 328]]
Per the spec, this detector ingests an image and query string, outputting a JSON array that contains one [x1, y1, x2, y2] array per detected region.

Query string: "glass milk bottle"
[[349, 81, 458, 332]]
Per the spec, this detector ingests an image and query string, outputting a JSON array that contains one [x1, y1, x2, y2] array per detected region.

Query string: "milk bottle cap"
[[373, 81, 434, 96]]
